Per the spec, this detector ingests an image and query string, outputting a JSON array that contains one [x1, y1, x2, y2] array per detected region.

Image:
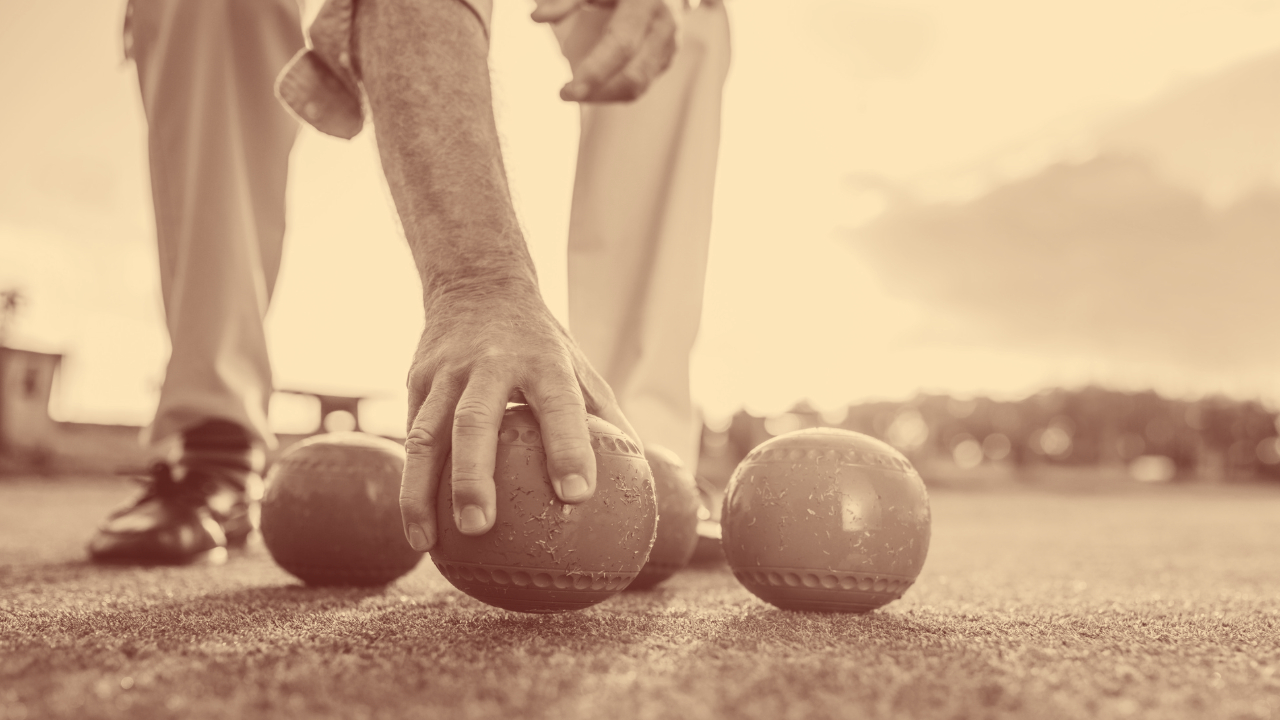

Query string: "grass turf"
[[1, 477, 1278, 720]]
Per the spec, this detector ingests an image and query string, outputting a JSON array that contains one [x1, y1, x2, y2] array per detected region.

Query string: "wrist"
[[422, 267, 541, 309], [414, 224, 540, 299]]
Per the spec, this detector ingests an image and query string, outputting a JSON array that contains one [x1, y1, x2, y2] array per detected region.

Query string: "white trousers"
[[134, 0, 729, 470], [131, 0, 303, 449], [557, 2, 731, 469]]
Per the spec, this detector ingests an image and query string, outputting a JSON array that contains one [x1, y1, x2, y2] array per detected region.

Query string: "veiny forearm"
[[355, 0, 539, 303], [361, 0, 661, 547]]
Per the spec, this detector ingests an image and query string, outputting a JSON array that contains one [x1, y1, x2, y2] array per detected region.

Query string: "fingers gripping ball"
[[430, 405, 658, 613], [625, 445, 700, 591], [722, 429, 931, 613], [261, 433, 424, 586]]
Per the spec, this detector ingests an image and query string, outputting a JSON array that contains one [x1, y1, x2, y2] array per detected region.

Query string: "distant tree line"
[[702, 387, 1280, 483]]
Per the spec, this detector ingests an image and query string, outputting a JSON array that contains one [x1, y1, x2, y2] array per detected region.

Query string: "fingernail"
[[458, 505, 487, 534], [406, 523, 430, 551], [559, 474, 590, 501]]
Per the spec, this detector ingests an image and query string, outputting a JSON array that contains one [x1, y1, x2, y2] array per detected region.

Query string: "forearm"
[[355, 0, 538, 302]]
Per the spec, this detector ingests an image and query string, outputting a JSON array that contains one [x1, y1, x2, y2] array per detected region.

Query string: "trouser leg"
[[129, 0, 304, 449], [563, 2, 731, 469]]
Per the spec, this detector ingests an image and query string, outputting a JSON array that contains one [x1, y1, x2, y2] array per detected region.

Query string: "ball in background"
[[721, 428, 931, 612], [688, 474, 726, 566], [429, 405, 658, 613], [261, 432, 423, 586], [625, 445, 701, 590]]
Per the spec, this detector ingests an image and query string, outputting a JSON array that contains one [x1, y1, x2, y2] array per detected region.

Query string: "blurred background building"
[[698, 389, 1280, 491]]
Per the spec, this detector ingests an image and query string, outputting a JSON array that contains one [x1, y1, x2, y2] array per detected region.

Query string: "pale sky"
[[0, 0, 1277, 435]]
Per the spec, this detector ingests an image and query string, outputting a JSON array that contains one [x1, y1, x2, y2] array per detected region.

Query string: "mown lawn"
[[2, 477, 1278, 720]]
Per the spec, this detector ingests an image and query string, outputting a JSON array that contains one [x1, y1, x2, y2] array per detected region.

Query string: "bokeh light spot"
[[1257, 437, 1280, 465], [323, 410, 357, 434], [1130, 455, 1176, 482], [764, 413, 803, 437], [982, 433, 1012, 461], [1038, 426, 1073, 458], [951, 436, 984, 469], [885, 410, 929, 450]]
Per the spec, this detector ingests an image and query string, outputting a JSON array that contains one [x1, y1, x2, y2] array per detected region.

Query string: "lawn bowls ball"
[[261, 432, 423, 586], [722, 428, 931, 612], [430, 405, 658, 613], [625, 445, 701, 590]]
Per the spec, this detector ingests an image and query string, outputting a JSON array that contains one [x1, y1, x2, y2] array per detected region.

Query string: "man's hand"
[[532, 0, 682, 103], [355, 0, 638, 552], [397, 280, 639, 552]]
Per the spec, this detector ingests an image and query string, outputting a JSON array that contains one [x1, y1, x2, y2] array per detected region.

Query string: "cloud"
[[850, 152, 1280, 376], [1100, 49, 1280, 205], [844, 47, 1280, 394]]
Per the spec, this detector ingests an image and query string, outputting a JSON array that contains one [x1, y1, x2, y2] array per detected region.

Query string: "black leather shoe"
[[88, 455, 263, 565]]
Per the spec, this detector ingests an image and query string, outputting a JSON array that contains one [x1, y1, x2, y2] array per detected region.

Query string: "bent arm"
[[354, 0, 637, 551], [357, 0, 531, 295]]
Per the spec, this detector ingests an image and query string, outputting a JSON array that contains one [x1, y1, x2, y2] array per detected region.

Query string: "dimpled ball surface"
[[722, 428, 931, 612], [261, 432, 423, 586], [625, 445, 701, 591], [430, 406, 658, 613]]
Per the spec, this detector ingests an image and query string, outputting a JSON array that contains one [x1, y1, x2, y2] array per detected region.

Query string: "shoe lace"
[[118, 462, 208, 505]]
